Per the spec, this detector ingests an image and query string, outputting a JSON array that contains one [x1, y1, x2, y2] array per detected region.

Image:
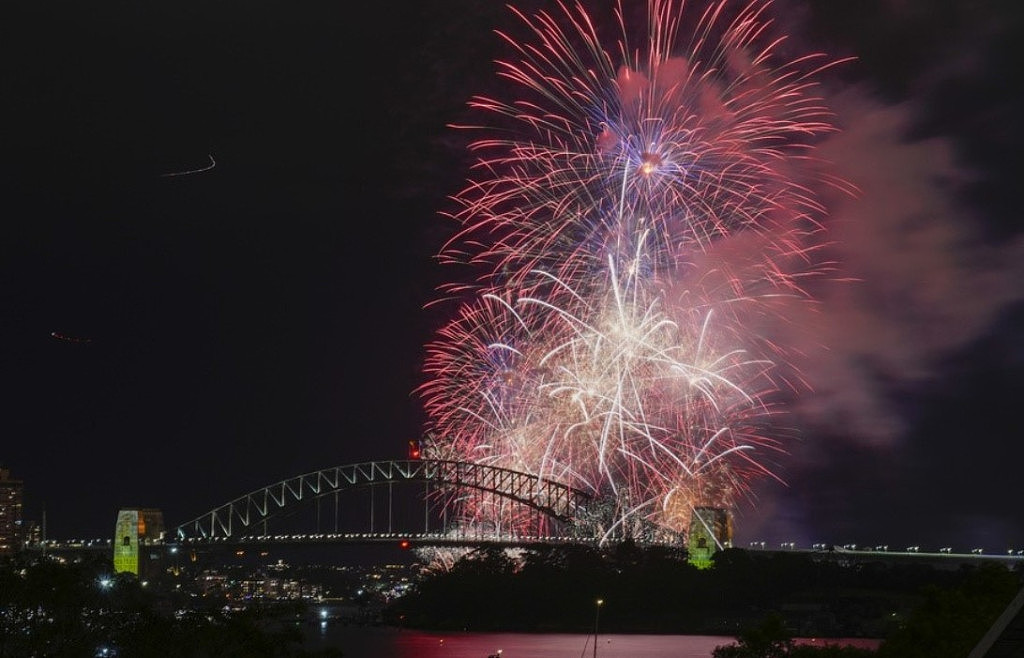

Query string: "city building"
[[687, 506, 733, 569], [112, 508, 166, 578], [0, 466, 24, 556]]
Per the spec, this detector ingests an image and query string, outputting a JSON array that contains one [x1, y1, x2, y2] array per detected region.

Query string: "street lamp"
[[593, 598, 604, 658]]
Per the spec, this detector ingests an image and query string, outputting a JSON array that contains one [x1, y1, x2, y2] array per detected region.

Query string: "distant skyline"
[[2, 0, 1021, 551]]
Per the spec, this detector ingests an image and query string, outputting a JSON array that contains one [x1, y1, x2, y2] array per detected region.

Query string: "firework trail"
[[418, 0, 846, 542]]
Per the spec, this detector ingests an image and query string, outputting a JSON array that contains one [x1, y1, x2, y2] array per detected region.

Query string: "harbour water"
[[301, 625, 881, 657]]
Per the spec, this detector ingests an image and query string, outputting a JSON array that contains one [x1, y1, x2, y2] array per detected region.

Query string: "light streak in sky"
[[160, 153, 217, 178], [50, 331, 92, 343], [418, 0, 845, 542]]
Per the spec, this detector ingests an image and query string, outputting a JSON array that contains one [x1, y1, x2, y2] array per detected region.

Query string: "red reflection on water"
[[304, 625, 881, 658]]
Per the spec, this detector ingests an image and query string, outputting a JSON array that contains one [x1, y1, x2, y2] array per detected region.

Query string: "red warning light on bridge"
[[408, 440, 421, 460], [398, 539, 412, 550]]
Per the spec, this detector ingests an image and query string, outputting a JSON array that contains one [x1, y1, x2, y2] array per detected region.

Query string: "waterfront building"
[[0, 466, 24, 555]]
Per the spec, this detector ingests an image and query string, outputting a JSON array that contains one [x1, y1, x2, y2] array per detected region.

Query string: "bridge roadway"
[[26, 535, 1024, 569], [175, 531, 603, 550], [22, 533, 601, 556]]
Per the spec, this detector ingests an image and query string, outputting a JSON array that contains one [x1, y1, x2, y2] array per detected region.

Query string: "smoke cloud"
[[790, 89, 1024, 454]]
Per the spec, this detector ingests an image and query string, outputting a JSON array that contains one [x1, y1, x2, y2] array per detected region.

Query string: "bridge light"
[[398, 539, 412, 550]]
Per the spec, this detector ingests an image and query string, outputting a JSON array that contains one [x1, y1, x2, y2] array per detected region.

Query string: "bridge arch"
[[175, 459, 592, 539]]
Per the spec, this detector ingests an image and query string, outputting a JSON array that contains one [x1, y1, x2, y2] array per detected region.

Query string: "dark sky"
[[3, 1, 1022, 553]]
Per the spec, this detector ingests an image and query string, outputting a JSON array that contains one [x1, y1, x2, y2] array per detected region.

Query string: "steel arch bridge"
[[175, 459, 593, 540]]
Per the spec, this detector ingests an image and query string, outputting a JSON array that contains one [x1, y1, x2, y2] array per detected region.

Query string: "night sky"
[[3, 1, 1022, 553]]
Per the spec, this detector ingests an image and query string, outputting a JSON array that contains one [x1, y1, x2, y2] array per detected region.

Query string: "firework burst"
[[418, 0, 845, 542]]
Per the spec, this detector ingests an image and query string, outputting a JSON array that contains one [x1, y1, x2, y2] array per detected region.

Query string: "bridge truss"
[[175, 459, 592, 540]]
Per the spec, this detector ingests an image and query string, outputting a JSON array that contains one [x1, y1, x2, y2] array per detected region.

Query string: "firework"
[[419, 0, 843, 542]]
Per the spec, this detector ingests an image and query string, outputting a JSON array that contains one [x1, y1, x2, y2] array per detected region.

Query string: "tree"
[[713, 613, 795, 658], [875, 564, 1021, 658]]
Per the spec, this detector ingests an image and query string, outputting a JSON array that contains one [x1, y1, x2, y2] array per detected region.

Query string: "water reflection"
[[303, 625, 881, 658], [306, 626, 744, 658]]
